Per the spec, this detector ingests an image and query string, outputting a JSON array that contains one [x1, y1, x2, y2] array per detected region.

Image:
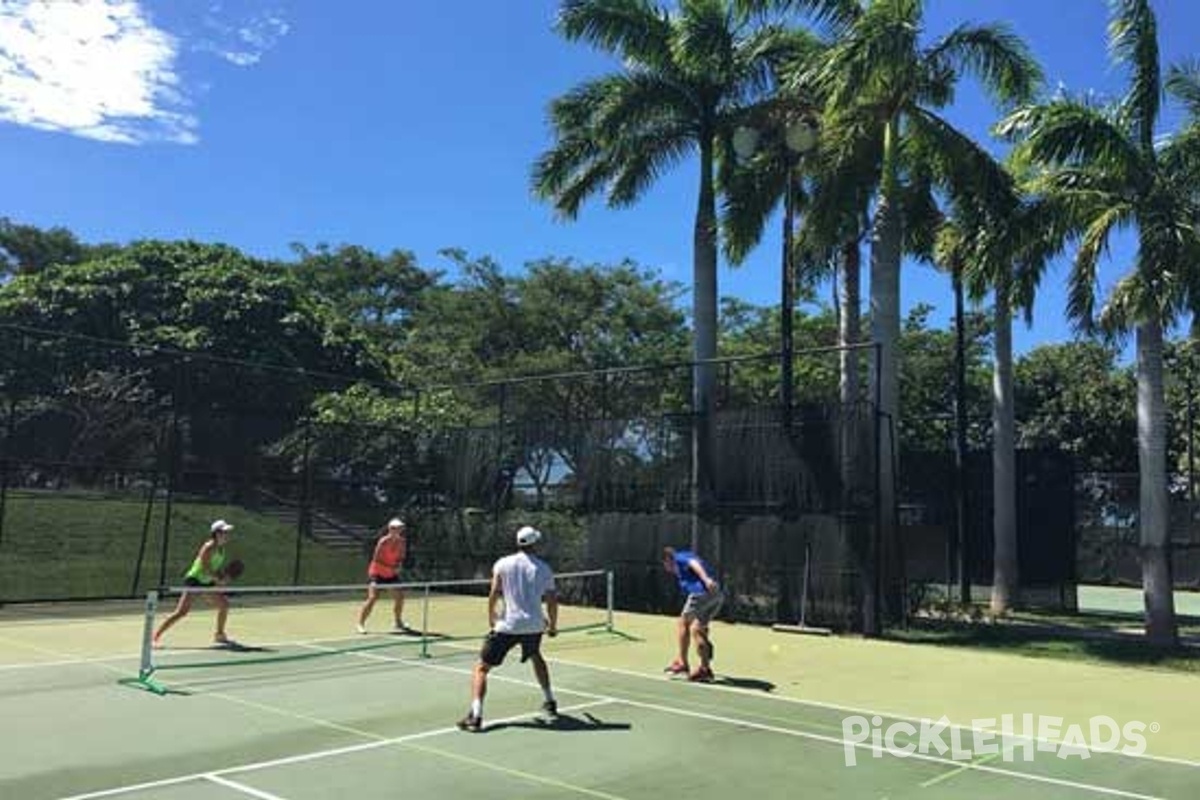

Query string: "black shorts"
[[479, 631, 543, 667], [369, 574, 402, 586], [183, 576, 214, 588]]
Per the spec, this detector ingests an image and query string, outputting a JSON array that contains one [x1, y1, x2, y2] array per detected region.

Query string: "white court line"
[[50, 642, 1172, 800], [544, 654, 1200, 770], [330, 647, 1176, 800], [52, 700, 616, 800], [0, 653, 137, 672], [204, 775, 291, 800]]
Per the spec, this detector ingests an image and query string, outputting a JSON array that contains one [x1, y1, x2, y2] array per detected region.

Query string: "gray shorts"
[[681, 588, 725, 625]]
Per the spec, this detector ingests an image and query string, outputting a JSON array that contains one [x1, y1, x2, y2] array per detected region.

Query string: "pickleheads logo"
[[841, 714, 1157, 767]]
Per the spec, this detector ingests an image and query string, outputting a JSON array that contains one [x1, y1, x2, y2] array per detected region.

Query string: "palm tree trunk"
[[839, 239, 861, 409], [1137, 321, 1178, 646], [868, 120, 903, 631], [991, 270, 1018, 614], [691, 133, 719, 552], [840, 238, 862, 494]]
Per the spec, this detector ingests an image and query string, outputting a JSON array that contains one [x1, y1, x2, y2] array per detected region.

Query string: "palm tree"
[[744, 0, 1041, 623], [936, 177, 1072, 615], [998, 0, 1200, 646], [533, 0, 805, 542]]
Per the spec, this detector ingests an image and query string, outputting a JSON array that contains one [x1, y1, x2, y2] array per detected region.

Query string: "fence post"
[[157, 359, 184, 588], [294, 418, 313, 584], [0, 396, 13, 550], [494, 382, 508, 542]]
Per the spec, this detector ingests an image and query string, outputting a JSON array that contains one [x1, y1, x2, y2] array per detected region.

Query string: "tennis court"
[[2, 578, 1198, 800]]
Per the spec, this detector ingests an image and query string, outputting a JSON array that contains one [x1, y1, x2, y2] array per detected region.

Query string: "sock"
[[470, 699, 482, 718], [542, 686, 555, 703]]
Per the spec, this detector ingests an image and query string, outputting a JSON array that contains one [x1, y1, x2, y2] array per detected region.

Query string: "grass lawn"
[[891, 607, 1200, 674], [0, 489, 366, 602]]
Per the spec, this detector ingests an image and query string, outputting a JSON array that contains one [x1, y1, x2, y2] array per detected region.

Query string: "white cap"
[[388, 518, 405, 528], [211, 519, 234, 533], [516, 525, 542, 546]]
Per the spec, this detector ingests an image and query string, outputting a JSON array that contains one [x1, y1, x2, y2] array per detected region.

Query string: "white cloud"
[[0, 0, 197, 144], [196, 4, 289, 68]]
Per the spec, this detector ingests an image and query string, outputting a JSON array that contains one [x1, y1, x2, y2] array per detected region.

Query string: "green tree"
[[0, 218, 91, 277], [400, 252, 691, 509], [0, 240, 381, 415], [287, 243, 436, 351], [743, 0, 1042, 623], [1014, 342, 1137, 471], [532, 0, 800, 537], [998, 0, 1200, 645], [897, 303, 991, 453]]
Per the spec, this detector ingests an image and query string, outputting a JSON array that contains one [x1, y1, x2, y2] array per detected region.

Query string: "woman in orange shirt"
[[356, 518, 413, 634]]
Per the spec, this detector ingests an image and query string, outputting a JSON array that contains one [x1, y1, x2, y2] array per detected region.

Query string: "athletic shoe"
[[688, 666, 715, 683], [457, 714, 482, 732], [213, 634, 233, 647], [356, 623, 367, 635], [664, 659, 689, 675], [541, 700, 558, 718], [393, 622, 417, 635]]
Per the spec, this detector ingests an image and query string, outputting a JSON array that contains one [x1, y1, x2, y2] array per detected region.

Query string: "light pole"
[[733, 116, 819, 429]]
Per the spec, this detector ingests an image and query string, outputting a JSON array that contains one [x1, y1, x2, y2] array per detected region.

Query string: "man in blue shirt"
[[662, 546, 724, 682]]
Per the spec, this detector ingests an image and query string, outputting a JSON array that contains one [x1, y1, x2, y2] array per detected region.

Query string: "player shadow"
[[154, 642, 276, 653], [219, 641, 275, 653], [712, 675, 776, 692], [486, 711, 633, 734]]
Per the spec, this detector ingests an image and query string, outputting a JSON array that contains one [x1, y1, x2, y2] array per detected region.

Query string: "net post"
[[606, 570, 614, 632], [420, 582, 431, 658], [140, 590, 158, 679]]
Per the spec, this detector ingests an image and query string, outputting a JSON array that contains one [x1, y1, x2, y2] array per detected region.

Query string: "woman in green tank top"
[[153, 520, 235, 647]]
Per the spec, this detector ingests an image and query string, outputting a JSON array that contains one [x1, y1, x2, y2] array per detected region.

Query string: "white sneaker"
[[356, 623, 367, 635]]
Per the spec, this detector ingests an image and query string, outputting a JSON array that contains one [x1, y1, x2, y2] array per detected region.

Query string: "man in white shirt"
[[457, 525, 559, 732]]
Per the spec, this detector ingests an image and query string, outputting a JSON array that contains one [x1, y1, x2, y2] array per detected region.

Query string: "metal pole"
[[139, 590, 159, 679], [953, 269, 971, 604], [420, 582, 431, 658], [606, 570, 614, 632], [158, 362, 182, 588], [869, 341, 883, 636], [781, 159, 795, 430], [1187, 356, 1195, 505], [293, 419, 312, 585], [1187, 356, 1195, 539], [0, 396, 13, 550]]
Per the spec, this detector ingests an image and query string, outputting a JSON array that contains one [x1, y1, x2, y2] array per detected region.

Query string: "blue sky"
[[1, 0, 1197, 357]]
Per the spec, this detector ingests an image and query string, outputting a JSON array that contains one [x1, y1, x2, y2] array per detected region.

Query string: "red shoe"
[[664, 659, 689, 675], [688, 666, 714, 682]]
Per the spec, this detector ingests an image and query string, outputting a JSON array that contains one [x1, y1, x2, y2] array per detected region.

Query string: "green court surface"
[[2, 596, 1199, 800]]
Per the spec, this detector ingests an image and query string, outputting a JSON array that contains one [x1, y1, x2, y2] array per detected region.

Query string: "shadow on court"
[[155, 642, 276, 653], [714, 675, 775, 692], [486, 711, 633, 733]]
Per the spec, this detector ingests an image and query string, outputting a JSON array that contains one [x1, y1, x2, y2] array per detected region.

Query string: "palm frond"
[[997, 99, 1147, 190], [607, 128, 696, 206], [1166, 60, 1200, 120], [1068, 203, 1134, 333], [719, 156, 787, 264], [816, 0, 920, 112], [556, 0, 674, 67], [907, 108, 1015, 211], [1108, 0, 1161, 151], [925, 23, 1043, 108], [1157, 124, 1200, 192], [673, 0, 738, 85], [735, 0, 863, 35]]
